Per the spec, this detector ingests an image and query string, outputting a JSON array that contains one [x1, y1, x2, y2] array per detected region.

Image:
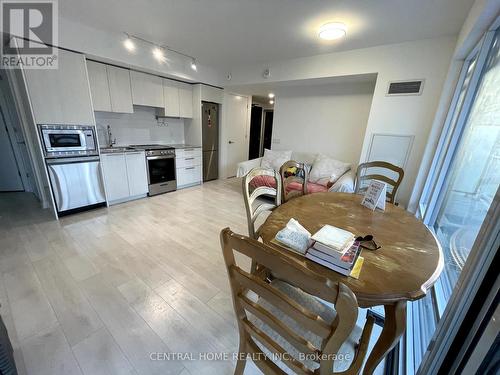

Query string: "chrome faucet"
[[107, 125, 116, 147]]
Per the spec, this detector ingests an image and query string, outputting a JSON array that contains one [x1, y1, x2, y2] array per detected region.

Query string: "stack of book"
[[306, 225, 362, 276]]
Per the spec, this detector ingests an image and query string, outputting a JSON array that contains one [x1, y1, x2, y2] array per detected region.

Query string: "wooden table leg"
[[363, 301, 407, 374]]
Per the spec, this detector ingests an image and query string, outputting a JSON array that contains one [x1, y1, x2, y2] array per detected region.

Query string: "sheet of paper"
[[361, 180, 387, 211]]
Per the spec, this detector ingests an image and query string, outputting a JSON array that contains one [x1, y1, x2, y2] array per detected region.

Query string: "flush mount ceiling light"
[[269, 100, 274, 105], [318, 22, 347, 40], [268, 93, 275, 99], [190, 58, 197, 71]]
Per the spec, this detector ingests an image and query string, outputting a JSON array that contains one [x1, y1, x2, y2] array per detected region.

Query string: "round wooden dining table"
[[259, 192, 443, 374]]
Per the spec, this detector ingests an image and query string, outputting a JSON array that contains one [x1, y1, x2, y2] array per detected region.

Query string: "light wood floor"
[[0, 178, 383, 375]]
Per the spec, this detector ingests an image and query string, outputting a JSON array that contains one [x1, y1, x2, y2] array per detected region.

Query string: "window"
[[408, 25, 500, 373]]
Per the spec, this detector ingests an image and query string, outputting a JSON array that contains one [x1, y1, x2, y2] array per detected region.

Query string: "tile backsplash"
[[95, 105, 185, 146]]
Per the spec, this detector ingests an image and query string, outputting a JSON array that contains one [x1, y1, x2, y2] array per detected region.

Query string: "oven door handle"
[[46, 156, 101, 164], [147, 155, 175, 160]]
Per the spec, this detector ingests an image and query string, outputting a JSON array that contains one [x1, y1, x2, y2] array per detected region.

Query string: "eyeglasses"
[[355, 235, 381, 251]]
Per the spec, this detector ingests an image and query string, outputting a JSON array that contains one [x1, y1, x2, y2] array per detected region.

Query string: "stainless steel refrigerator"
[[202, 101, 219, 181]]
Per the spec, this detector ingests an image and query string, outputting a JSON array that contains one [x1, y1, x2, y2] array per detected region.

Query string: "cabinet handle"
[[184, 148, 194, 151], [185, 167, 195, 170], [185, 157, 194, 160]]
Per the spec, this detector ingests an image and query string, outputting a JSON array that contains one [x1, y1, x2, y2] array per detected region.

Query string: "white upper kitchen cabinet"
[[107, 66, 133, 113], [22, 48, 95, 125], [162, 80, 180, 117], [87, 61, 112, 112], [87, 61, 134, 113], [130, 71, 164, 107], [179, 84, 193, 118], [125, 151, 148, 196]]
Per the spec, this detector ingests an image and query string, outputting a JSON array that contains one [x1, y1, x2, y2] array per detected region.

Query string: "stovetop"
[[129, 144, 175, 150]]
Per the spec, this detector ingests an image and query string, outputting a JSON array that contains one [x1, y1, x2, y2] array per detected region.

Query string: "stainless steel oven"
[[130, 145, 177, 196], [39, 124, 98, 157]]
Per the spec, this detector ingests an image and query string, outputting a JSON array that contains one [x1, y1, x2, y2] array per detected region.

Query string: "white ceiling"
[[60, 0, 474, 70]]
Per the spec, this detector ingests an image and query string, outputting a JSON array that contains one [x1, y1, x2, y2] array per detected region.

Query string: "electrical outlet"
[[272, 138, 280, 144]]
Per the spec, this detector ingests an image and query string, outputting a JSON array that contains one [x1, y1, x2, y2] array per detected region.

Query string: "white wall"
[[454, 0, 500, 59], [0, 71, 35, 193], [94, 106, 185, 146], [5, 68, 54, 210], [271, 81, 375, 166], [58, 17, 224, 87], [228, 36, 457, 207]]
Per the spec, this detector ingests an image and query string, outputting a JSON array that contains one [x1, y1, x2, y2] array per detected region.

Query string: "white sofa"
[[236, 151, 355, 193]]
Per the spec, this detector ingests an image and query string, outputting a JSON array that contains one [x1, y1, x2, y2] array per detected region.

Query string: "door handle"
[[228, 141, 235, 144]]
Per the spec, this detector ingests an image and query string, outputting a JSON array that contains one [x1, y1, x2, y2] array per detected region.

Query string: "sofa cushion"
[[261, 149, 292, 171], [309, 154, 351, 186], [249, 175, 328, 193]]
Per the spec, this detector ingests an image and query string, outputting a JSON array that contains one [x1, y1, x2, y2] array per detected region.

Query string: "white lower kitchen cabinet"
[[125, 152, 148, 196], [100, 153, 128, 202], [101, 151, 148, 205], [175, 147, 202, 189], [176, 165, 202, 188]]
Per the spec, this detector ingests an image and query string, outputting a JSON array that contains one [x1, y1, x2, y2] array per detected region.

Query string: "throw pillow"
[[309, 154, 351, 186], [260, 149, 292, 171]]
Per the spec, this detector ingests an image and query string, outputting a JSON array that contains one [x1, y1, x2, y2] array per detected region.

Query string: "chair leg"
[[234, 341, 247, 375], [250, 260, 258, 274], [234, 357, 246, 375]]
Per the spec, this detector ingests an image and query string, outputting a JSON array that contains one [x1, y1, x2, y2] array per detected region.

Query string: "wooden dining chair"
[[354, 161, 404, 204], [279, 160, 308, 203], [242, 167, 282, 240], [220, 228, 374, 375]]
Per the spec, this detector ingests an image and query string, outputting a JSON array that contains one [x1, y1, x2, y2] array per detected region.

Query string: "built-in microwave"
[[39, 124, 98, 157]]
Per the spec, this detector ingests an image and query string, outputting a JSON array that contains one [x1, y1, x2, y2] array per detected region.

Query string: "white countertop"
[[167, 144, 201, 149]]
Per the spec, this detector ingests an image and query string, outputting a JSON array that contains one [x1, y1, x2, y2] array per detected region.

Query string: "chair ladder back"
[[242, 318, 313, 375], [280, 160, 308, 203], [242, 168, 282, 239], [220, 228, 374, 375], [231, 266, 332, 338], [355, 161, 404, 204]]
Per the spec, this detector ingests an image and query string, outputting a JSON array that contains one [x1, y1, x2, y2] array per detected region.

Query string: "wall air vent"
[[387, 80, 424, 96]]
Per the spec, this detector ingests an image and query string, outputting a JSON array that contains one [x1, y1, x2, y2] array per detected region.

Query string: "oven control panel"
[[145, 149, 175, 157]]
